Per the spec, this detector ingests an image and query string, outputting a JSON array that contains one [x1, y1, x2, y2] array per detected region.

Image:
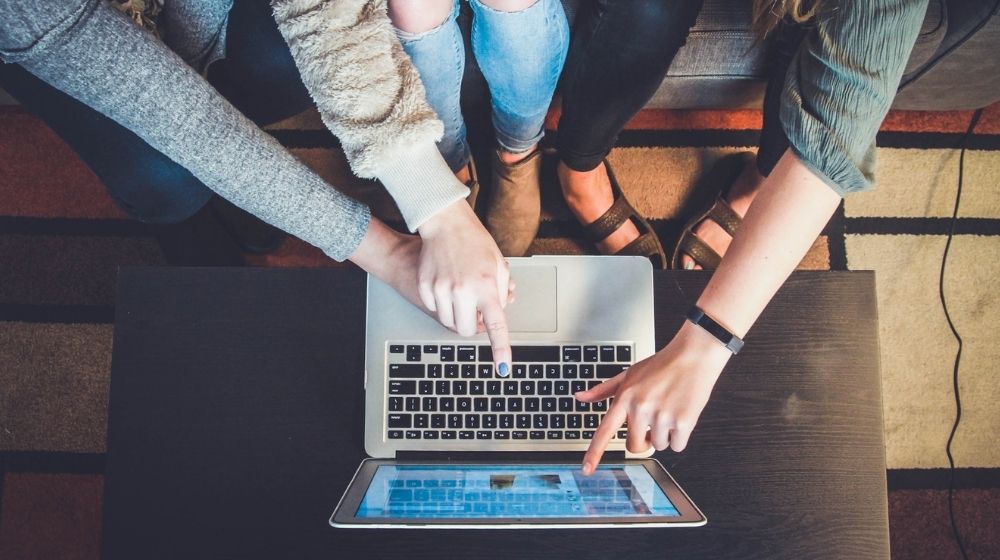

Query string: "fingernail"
[[497, 362, 510, 377], [582, 462, 593, 475], [684, 261, 694, 270]]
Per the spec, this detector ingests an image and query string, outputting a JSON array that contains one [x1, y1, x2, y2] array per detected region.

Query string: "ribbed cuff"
[[375, 141, 470, 232]]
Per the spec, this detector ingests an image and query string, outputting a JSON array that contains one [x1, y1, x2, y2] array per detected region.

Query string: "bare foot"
[[558, 161, 641, 254], [679, 160, 764, 270]]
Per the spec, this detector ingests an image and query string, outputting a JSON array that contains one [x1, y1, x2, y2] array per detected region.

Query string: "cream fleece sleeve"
[[270, 0, 469, 231]]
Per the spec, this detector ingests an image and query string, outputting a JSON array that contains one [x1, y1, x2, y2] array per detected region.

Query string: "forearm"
[[271, 0, 468, 231], [13, 1, 370, 261], [696, 150, 841, 338]]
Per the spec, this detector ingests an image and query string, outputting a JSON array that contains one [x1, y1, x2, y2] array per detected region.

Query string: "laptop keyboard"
[[385, 343, 632, 442]]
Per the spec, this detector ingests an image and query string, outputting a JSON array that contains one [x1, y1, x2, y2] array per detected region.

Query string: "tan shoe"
[[485, 148, 542, 257]]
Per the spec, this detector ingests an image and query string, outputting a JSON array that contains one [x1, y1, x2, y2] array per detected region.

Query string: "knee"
[[389, 0, 455, 34], [106, 158, 213, 224], [478, 0, 538, 11]]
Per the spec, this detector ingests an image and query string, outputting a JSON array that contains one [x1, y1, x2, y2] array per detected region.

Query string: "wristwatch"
[[686, 306, 744, 355]]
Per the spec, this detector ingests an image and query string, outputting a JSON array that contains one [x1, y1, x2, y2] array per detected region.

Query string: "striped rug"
[[1, 102, 998, 559]]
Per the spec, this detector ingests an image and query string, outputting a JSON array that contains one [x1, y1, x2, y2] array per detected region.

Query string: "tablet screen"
[[356, 464, 680, 519]]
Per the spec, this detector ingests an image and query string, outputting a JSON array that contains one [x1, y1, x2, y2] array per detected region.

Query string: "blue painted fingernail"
[[498, 362, 510, 377]]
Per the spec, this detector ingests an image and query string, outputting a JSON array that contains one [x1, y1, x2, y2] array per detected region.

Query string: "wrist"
[[417, 200, 472, 240], [674, 319, 735, 363], [348, 218, 406, 278]]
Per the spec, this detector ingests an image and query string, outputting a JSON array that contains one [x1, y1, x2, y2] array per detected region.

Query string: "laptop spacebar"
[[510, 345, 560, 363]]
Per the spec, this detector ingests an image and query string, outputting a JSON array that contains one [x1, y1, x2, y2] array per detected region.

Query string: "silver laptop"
[[332, 255, 706, 528]]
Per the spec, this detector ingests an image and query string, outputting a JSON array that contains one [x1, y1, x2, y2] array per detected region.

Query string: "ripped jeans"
[[395, 0, 569, 172]]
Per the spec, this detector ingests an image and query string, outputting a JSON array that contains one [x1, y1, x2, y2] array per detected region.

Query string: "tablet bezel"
[[330, 458, 707, 528]]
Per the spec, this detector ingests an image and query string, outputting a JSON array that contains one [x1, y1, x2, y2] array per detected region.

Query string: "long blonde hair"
[[752, 0, 821, 37]]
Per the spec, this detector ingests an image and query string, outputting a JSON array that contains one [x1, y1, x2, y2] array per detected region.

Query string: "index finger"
[[581, 403, 627, 476], [479, 297, 512, 377]]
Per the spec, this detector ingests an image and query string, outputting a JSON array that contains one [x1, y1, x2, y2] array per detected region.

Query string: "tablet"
[[330, 459, 706, 528]]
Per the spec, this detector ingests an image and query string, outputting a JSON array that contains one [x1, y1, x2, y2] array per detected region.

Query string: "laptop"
[[331, 255, 706, 528]]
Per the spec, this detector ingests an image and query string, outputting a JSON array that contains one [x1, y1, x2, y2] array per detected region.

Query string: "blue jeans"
[[0, 0, 311, 224], [396, 0, 569, 172]]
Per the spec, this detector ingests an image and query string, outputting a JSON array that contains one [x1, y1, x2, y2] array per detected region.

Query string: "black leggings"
[[556, 0, 803, 178]]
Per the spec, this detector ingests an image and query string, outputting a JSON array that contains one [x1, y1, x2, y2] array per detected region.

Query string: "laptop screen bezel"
[[330, 458, 706, 528]]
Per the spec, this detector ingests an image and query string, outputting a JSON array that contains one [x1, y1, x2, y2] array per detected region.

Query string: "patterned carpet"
[[1, 101, 998, 558]]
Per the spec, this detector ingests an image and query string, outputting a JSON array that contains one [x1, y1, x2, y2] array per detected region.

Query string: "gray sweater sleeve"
[[780, 0, 928, 196], [1, 0, 370, 261]]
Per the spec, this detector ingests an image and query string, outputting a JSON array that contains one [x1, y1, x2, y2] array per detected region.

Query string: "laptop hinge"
[[396, 451, 627, 463]]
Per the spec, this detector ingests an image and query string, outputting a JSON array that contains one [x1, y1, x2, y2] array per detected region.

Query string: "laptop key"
[[465, 415, 480, 429], [406, 345, 421, 362], [440, 345, 455, 362], [476, 431, 493, 440], [516, 414, 531, 429], [538, 381, 553, 395], [559, 398, 574, 412], [428, 364, 443, 378], [508, 397, 523, 412], [494, 431, 510, 440], [435, 381, 450, 395], [512, 430, 528, 440], [452, 381, 468, 395], [616, 346, 632, 363], [533, 415, 548, 429], [478, 346, 493, 362], [448, 414, 462, 429], [575, 400, 590, 412], [520, 381, 535, 395], [474, 398, 489, 412], [389, 380, 416, 395], [529, 430, 545, 440], [592, 400, 608, 412], [545, 364, 560, 379], [389, 345, 404, 354], [503, 381, 518, 394], [405, 397, 420, 411], [389, 364, 425, 378], [525, 398, 540, 412], [457, 346, 477, 362], [547, 431, 564, 440], [442, 430, 457, 440], [470, 381, 484, 395], [388, 430, 403, 439], [445, 364, 459, 378], [459, 430, 475, 439], [597, 365, 627, 379], [555, 381, 570, 395], [528, 364, 544, 379], [511, 345, 560, 362], [599, 346, 615, 362], [431, 414, 446, 428], [562, 346, 582, 362], [405, 430, 421, 439], [457, 397, 471, 411], [580, 364, 595, 379], [440, 398, 455, 412], [583, 430, 595, 439], [513, 364, 527, 378], [389, 397, 403, 411], [585, 414, 600, 428], [483, 415, 498, 429], [617, 430, 629, 439], [551, 415, 566, 429], [418, 381, 434, 395], [584, 346, 599, 362], [565, 431, 582, 440], [568, 415, 582, 429], [478, 364, 493, 378], [461, 364, 476, 378], [424, 431, 439, 439], [490, 398, 505, 412], [562, 364, 578, 378], [542, 398, 557, 412], [414, 414, 429, 429], [487, 381, 502, 395], [388, 414, 411, 428]]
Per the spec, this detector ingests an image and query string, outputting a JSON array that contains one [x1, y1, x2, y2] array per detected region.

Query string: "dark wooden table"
[[103, 267, 888, 559]]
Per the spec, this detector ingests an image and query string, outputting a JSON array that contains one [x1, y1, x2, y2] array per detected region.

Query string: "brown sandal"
[[578, 159, 668, 269], [671, 151, 754, 270]]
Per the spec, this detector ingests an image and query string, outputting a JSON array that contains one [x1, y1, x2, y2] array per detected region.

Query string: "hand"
[[575, 321, 733, 475], [417, 201, 513, 373]]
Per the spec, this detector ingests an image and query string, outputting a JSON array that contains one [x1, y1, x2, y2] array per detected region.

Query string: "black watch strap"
[[686, 306, 744, 354]]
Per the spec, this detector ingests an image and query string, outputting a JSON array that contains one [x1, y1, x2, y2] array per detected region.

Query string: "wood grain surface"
[[103, 267, 886, 559]]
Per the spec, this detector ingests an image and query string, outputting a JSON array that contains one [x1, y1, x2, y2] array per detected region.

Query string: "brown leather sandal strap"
[[707, 197, 743, 238], [677, 232, 722, 270], [582, 194, 636, 244], [616, 233, 667, 267]]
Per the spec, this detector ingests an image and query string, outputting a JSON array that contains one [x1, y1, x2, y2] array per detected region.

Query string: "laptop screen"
[[356, 464, 680, 519]]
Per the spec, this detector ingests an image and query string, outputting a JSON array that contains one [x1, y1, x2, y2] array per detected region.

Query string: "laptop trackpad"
[[506, 265, 557, 333]]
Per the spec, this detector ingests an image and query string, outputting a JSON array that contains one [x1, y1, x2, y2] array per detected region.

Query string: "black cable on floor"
[[940, 107, 983, 560]]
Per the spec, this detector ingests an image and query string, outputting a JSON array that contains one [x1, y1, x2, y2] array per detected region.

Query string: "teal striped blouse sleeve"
[[779, 0, 929, 196]]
